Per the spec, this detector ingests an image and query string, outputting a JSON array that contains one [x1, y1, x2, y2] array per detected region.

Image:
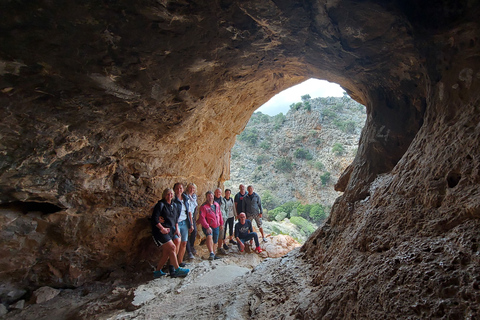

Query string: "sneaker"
[[230, 239, 237, 245], [223, 243, 229, 251], [217, 248, 227, 255], [255, 246, 262, 254], [188, 252, 195, 260], [179, 262, 187, 267], [175, 267, 190, 277], [208, 253, 215, 260], [153, 270, 167, 278], [214, 255, 222, 260], [263, 238, 268, 243]]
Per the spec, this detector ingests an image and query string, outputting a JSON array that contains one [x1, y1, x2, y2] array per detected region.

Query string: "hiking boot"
[[153, 270, 167, 278], [263, 237, 268, 243], [229, 239, 237, 245], [208, 253, 215, 260], [175, 267, 190, 277], [187, 252, 195, 260], [214, 255, 222, 260], [223, 243, 229, 251], [217, 247, 227, 255], [179, 262, 187, 267]]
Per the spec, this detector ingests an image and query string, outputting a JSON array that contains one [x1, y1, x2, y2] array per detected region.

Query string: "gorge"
[[1, 0, 480, 318]]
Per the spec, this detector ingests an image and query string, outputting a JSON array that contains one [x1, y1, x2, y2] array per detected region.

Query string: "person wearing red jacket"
[[198, 191, 224, 260]]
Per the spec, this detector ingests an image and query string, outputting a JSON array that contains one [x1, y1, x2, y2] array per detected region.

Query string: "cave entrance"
[[225, 78, 366, 243]]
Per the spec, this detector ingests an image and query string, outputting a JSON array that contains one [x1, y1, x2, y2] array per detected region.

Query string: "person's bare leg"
[[259, 227, 265, 239], [157, 241, 177, 270], [206, 235, 214, 253], [173, 237, 181, 254], [177, 241, 187, 264]]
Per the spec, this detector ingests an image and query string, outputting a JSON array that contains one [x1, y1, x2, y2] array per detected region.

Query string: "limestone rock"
[[31, 287, 60, 304], [262, 235, 301, 258]]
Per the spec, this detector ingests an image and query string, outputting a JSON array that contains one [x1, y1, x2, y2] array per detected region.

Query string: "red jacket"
[[198, 201, 224, 229]]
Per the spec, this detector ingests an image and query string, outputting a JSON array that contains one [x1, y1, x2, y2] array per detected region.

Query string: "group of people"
[[151, 182, 267, 278]]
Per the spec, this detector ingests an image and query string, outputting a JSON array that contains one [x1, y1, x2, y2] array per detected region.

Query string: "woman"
[[173, 182, 192, 267], [151, 188, 190, 278], [198, 191, 224, 260], [185, 183, 198, 260]]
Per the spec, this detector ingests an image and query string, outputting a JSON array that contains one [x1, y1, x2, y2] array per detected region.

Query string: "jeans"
[[238, 232, 259, 248]]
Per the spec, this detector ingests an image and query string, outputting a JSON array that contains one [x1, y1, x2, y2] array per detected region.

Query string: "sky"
[[257, 78, 345, 116]]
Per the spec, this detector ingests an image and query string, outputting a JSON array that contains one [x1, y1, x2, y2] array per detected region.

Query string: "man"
[[214, 188, 228, 255], [244, 185, 267, 242], [234, 212, 262, 254], [234, 184, 247, 218], [173, 182, 193, 268]]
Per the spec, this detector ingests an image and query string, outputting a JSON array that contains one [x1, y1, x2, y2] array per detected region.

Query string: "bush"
[[332, 143, 345, 156], [261, 190, 280, 210], [296, 204, 312, 219], [303, 101, 312, 111], [334, 120, 356, 134], [309, 204, 326, 222], [294, 148, 313, 160], [238, 128, 259, 146], [274, 158, 293, 172], [314, 161, 325, 171], [301, 94, 311, 102], [290, 102, 303, 111], [256, 154, 268, 164], [321, 107, 338, 120], [275, 211, 288, 222], [259, 141, 271, 150], [320, 172, 331, 185], [273, 113, 286, 128], [290, 216, 316, 236]]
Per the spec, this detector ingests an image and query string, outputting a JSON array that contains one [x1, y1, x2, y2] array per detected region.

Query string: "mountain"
[[226, 95, 366, 229]]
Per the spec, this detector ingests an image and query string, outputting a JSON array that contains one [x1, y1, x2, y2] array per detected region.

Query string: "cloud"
[[257, 79, 345, 116]]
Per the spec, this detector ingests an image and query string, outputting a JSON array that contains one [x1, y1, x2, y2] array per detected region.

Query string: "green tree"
[[309, 204, 326, 222], [290, 216, 316, 236], [262, 190, 280, 211], [301, 94, 311, 102]]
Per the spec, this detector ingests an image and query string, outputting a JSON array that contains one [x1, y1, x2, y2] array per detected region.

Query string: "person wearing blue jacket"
[[173, 182, 193, 268]]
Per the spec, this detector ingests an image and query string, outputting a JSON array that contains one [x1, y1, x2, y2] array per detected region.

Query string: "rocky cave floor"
[[4, 236, 311, 320]]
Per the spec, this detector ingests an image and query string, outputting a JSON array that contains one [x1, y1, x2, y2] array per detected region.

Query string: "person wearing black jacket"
[[151, 188, 189, 278]]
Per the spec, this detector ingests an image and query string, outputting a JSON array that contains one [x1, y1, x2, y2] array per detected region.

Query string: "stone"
[[0, 304, 7, 317], [32, 286, 61, 304], [10, 299, 25, 310]]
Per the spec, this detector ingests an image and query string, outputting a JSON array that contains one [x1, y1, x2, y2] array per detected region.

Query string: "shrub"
[[314, 161, 325, 171], [238, 128, 259, 146], [301, 94, 311, 102], [296, 204, 312, 219], [274, 158, 293, 172], [294, 148, 313, 160], [321, 107, 338, 121], [259, 141, 271, 150], [256, 154, 268, 164], [320, 172, 331, 185], [262, 190, 280, 210], [332, 143, 345, 156], [309, 204, 326, 222], [290, 216, 316, 236], [290, 102, 303, 111], [334, 120, 356, 134], [303, 101, 312, 111], [275, 211, 288, 221]]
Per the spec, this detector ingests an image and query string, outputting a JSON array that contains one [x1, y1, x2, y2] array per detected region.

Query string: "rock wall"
[[1, 0, 479, 316]]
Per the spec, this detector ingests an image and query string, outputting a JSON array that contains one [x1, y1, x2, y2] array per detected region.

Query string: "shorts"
[[202, 226, 220, 244], [247, 213, 262, 228], [178, 220, 189, 242], [152, 232, 172, 247]]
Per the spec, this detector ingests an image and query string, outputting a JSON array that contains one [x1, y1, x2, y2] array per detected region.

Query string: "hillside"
[[225, 95, 366, 240]]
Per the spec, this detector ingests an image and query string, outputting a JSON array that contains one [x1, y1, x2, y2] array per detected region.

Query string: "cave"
[[1, 0, 480, 318]]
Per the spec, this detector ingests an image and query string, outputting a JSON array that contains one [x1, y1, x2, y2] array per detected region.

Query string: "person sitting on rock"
[[199, 191, 224, 260], [234, 212, 262, 254], [151, 188, 190, 278]]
